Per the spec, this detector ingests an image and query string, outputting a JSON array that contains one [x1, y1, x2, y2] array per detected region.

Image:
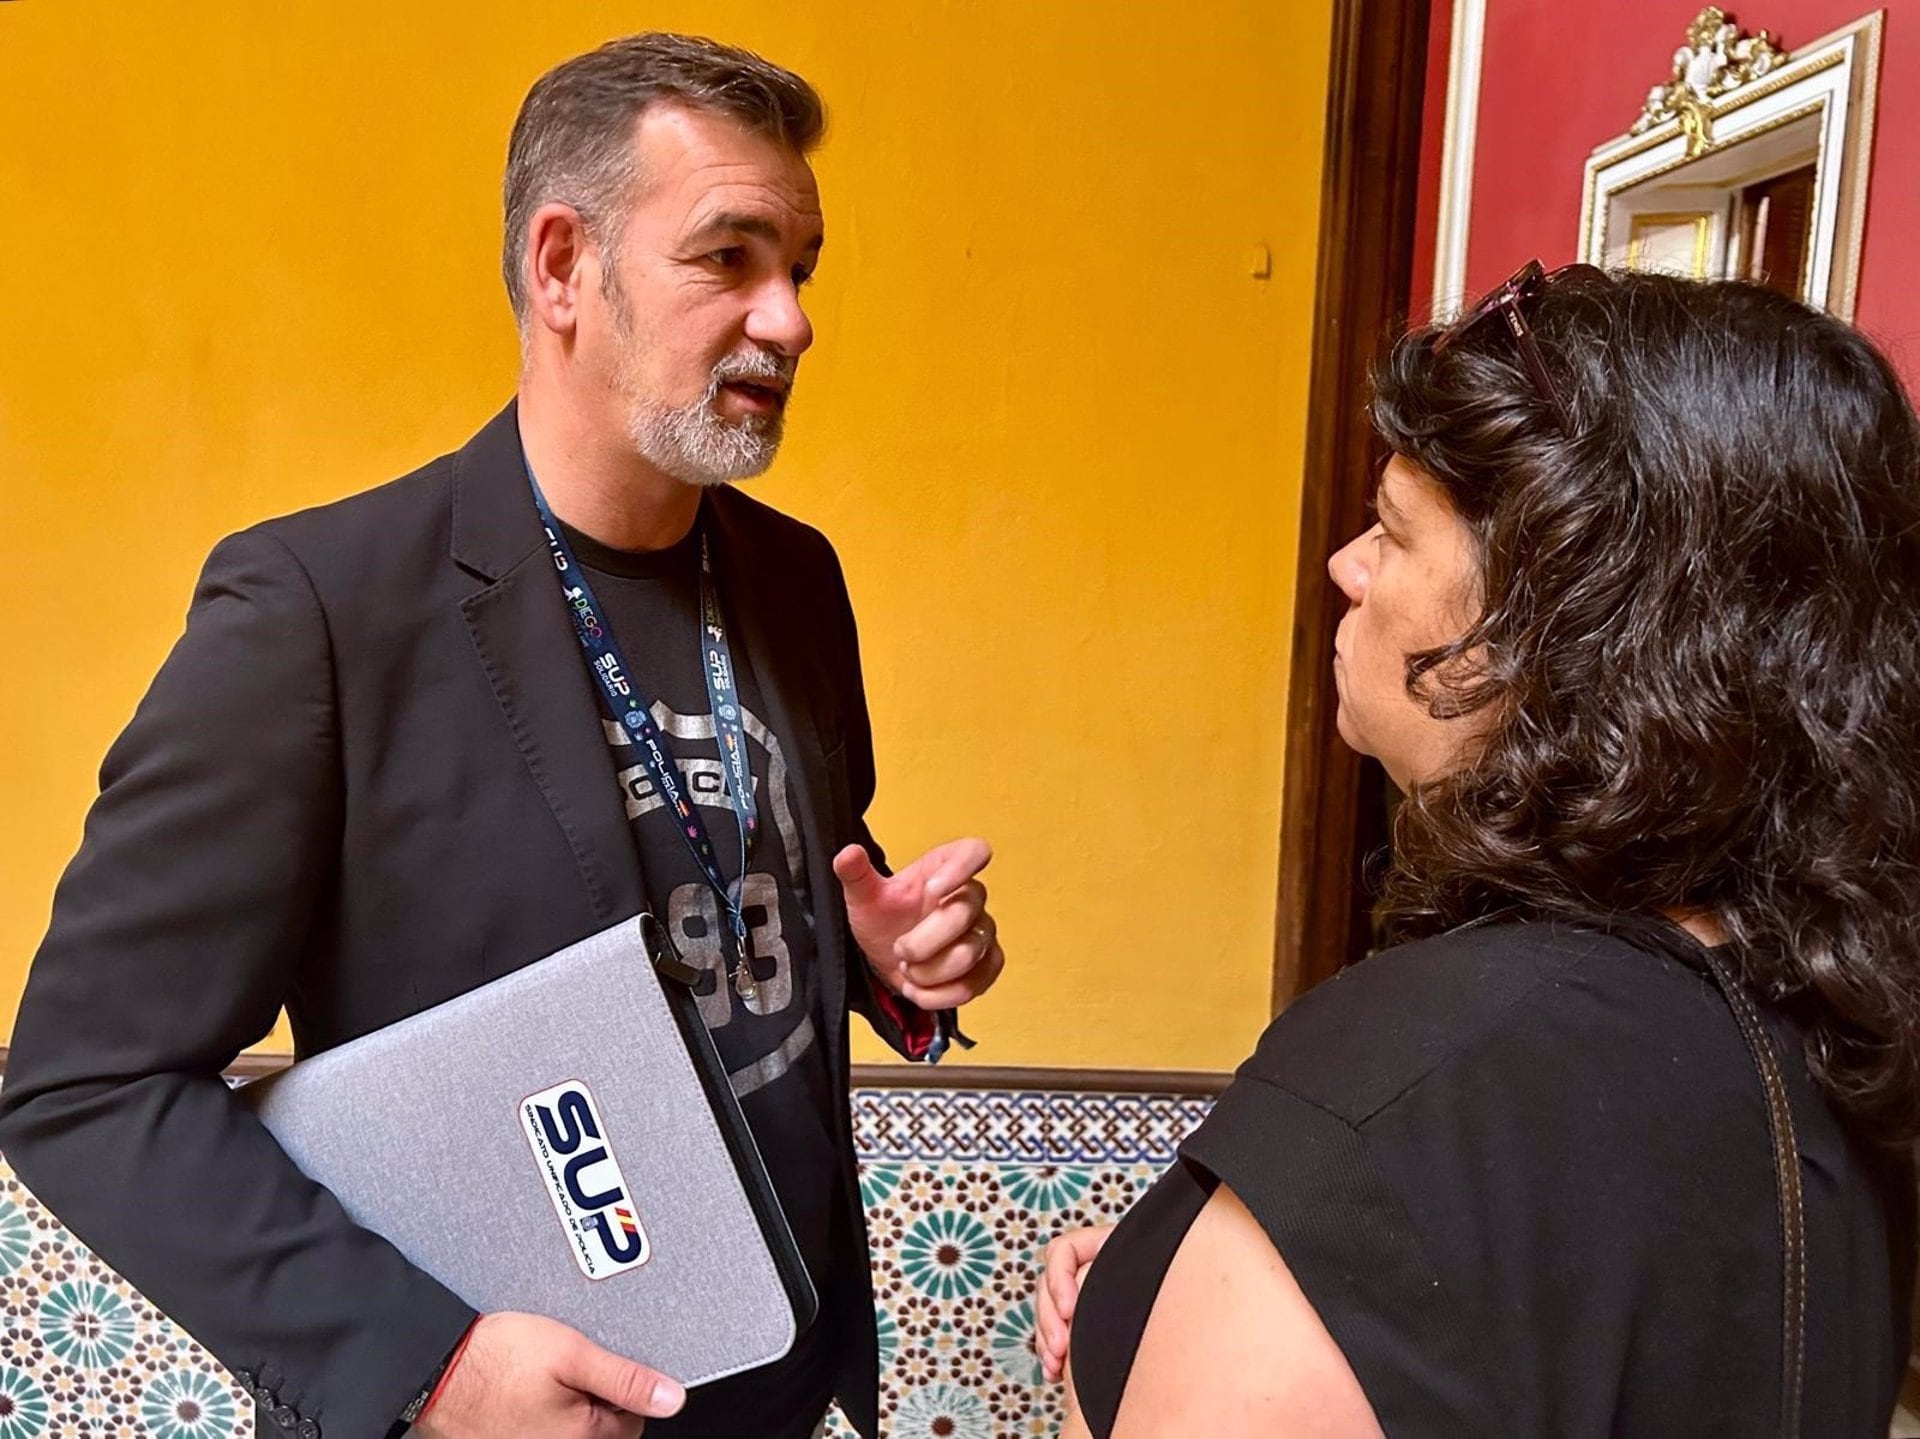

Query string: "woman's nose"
[[1328, 528, 1374, 604]]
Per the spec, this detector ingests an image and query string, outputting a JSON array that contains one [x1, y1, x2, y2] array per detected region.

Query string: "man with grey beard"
[[0, 33, 1006, 1439]]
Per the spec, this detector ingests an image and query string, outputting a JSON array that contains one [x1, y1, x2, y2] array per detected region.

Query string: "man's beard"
[[608, 292, 796, 487]]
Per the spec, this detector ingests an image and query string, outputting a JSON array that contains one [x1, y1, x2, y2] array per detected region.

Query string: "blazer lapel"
[[451, 403, 648, 929], [706, 489, 852, 1078]]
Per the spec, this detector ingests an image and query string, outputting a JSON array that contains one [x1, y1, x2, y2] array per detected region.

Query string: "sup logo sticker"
[[520, 1080, 650, 1279]]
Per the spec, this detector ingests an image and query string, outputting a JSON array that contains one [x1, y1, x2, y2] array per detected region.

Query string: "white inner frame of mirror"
[[1580, 9, 1883, 319]]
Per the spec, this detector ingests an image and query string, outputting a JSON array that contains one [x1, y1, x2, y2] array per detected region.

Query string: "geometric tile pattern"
[[831, 1089, 1215, 1435], [0, 1170, 245, 1439], [0, 1086, 1214, 1438]]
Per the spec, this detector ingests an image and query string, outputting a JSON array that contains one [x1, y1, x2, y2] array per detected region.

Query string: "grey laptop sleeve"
[[238, 915, 817, 1387]]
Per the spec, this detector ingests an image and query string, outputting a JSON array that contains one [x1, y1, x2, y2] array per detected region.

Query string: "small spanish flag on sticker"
[[615, 1207, 639, 1239]]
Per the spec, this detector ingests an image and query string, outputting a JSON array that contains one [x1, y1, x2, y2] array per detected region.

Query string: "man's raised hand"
[[834, 838, 1005, 1010]]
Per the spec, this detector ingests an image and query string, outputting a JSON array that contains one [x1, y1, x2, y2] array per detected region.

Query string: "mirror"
[[1580, 8, 1883, 318]]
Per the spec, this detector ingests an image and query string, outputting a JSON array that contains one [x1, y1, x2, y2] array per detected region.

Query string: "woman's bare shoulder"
[[1063, 1183, 1385, 1439]]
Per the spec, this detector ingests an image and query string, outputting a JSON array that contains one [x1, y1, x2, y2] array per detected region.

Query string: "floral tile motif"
[[39, 1282, 135, 1371], [0, 1087, 1211, 1437], [989, 1299, 1046, 1388], [0, 1365, 50, 1439], [899, 1209, 997, 1301], [890, 1381, 995, 1438], [0, 1206, 32, 1279], [141, 1368, 238, 1439]]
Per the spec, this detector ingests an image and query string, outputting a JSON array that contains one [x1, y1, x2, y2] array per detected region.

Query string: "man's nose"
[[745, 279, 813, 359]]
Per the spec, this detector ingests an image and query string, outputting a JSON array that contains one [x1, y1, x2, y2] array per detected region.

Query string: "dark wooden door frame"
[[1272, 0, 1434, 1008]]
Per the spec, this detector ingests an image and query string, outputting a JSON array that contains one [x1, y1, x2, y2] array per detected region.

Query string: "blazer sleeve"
[[810, 534, 950, 1062], [0, 528, 476, 1439]]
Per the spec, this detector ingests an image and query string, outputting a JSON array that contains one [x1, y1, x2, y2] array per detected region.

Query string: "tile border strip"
[[3, 1046, 1234, 1097]]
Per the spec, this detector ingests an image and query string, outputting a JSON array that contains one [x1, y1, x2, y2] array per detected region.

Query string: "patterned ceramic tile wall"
[[0, 1086, 1212, 1438]]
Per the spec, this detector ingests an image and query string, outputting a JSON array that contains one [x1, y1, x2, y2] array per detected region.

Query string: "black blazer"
[[0, 404, 907, 1438]]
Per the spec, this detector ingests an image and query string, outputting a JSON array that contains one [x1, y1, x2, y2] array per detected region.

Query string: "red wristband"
[[417, 1317, 480, 1422], [872, 984, 938, 1060]]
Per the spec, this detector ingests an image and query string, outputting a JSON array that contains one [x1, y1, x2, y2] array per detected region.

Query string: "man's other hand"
[[413, 1312, 685, 1439]]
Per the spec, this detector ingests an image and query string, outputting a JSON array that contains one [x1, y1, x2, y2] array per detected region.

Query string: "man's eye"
[[708, 247, 747, 268], [793, 265, 816, 289]]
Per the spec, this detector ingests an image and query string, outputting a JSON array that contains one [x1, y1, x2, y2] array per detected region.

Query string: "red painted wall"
[[1434, 2, 1918, 377], [1407, 0, 1457, 325]]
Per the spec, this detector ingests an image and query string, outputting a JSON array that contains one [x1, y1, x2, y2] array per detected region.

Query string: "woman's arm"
[[1070, 1182, 1384, 1439]]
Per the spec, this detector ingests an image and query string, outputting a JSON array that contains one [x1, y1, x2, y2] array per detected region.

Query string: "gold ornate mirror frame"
[[1580, 8, 1883, 319]]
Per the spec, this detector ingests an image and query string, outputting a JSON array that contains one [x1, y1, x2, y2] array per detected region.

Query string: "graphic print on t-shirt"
[[602, 705, 817, 1096], [559, 516, 844, 1425]]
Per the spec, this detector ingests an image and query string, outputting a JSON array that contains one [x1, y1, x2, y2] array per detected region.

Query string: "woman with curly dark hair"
[[1038, 266, 1920, 1438]]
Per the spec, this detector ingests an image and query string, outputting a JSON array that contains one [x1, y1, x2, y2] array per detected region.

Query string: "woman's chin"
[[1333, 706, 1367, 759]]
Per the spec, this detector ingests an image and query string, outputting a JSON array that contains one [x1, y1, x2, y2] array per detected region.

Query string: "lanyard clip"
[[639, 912, 702, 988]]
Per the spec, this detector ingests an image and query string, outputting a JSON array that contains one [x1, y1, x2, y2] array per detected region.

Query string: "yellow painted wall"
[[0, 2, 1330, 1072]]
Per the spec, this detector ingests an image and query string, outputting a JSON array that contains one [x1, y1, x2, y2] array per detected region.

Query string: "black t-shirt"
[[559, 514, 842, 1436], [1070, 921, 1917, 1438]]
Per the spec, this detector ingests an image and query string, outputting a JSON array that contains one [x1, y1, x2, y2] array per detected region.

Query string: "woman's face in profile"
[[1328, 455, 1484, 789]]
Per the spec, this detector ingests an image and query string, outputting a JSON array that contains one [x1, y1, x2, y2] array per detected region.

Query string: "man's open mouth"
[[720, 379, 789, 408]]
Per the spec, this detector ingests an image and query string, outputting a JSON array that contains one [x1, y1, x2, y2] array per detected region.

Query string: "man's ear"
[[524, 202, 596, 338]]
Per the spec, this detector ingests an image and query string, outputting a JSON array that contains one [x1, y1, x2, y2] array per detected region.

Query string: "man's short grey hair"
[[501, 32, 826, 323]]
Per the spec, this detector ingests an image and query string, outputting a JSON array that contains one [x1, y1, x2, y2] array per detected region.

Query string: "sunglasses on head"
[[1432, 259, 1603, 434]]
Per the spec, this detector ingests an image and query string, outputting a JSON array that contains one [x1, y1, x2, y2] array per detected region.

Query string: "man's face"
[[589, 102, 823, 487]]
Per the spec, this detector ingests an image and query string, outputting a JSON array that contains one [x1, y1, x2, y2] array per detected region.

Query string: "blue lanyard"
[[525, 464, 763, 998]]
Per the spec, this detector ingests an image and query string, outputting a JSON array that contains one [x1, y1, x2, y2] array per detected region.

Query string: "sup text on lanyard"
[[526, 466, 764, 1001]]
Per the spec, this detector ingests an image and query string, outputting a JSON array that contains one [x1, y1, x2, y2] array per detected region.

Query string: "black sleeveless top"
[[1070, 922, 1915, 1438]]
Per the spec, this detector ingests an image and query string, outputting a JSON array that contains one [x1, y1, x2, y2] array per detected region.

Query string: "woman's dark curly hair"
[[1370, 268, 1920, 1142]]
